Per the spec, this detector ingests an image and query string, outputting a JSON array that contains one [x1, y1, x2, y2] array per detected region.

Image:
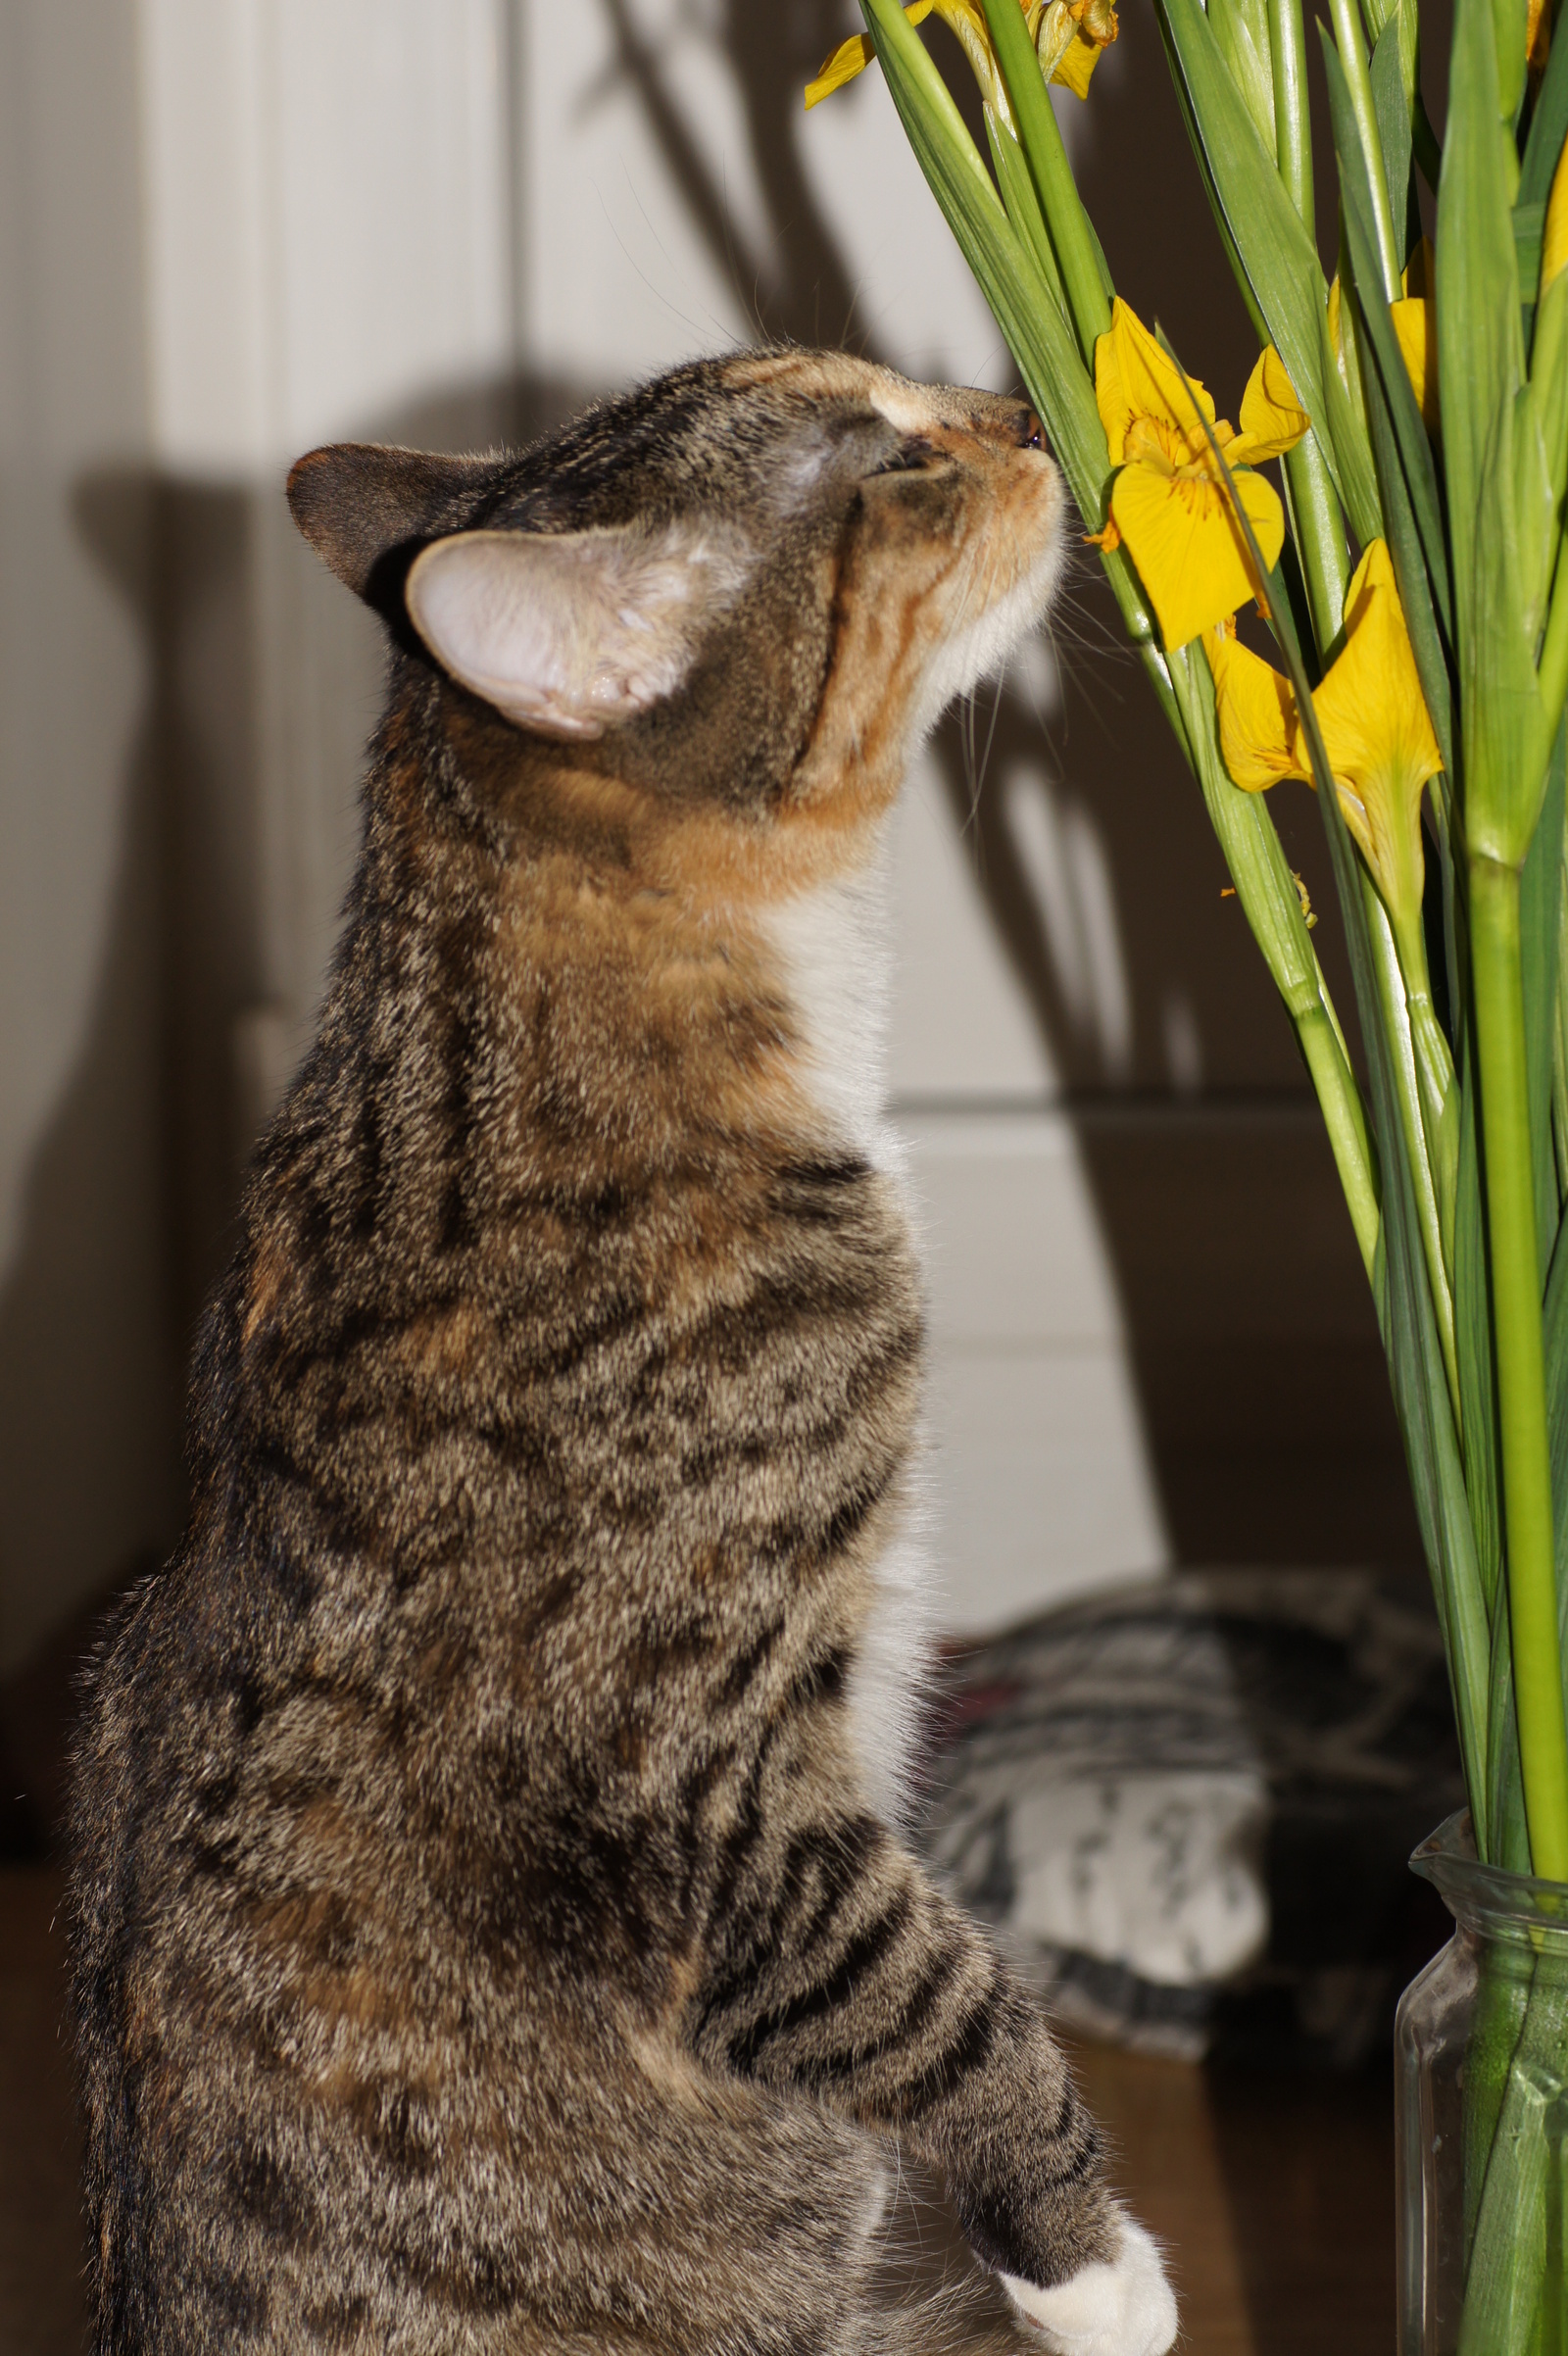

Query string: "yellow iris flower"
[[805, 0, 1116, 113], [1529, 0, 1552, 79], [1391, 242, 1439, 440], [1088, 300, 1309, 651], [1206, 539, 1443, 941], [1326, 246, 1438, 439]]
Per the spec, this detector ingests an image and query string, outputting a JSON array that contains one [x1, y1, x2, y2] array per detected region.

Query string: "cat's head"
[[287, 349, 1063, 830]]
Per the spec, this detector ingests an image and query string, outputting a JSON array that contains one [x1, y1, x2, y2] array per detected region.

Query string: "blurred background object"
[[0, 7, 1422, 2349]]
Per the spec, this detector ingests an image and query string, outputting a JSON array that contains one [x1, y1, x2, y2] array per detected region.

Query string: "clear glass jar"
[[1396, 1811, 1568, 2355]]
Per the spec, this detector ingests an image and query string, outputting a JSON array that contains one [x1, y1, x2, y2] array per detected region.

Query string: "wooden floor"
[[0, 1864, 1395, 2354]]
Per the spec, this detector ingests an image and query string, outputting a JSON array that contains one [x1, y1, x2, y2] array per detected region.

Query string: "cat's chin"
[[1000, 2213, 1178, 2356], [907, 526, 1067, 746]]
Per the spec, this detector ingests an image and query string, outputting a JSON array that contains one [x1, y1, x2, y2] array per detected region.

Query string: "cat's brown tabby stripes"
[[68, 349, 1175, 2356]]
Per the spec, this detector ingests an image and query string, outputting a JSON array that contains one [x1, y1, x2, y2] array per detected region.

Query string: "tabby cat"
[[70, 348, 1178, 2356]]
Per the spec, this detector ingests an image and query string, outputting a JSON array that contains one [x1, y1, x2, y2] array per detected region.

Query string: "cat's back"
[[67, 345, 1069, 2354]]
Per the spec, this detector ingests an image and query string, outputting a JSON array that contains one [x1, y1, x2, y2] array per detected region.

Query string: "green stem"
[[1368, 882, 1463, 1423], [1282, 434, 1351, 656], [1326, 0, 1403, 296], [1554, 829, 1568, 1199], [1166, 646, 1381, 1265], [1458, 1953, 1568, 2352], [978, 0, 1111, 365], [1298, 999, 1383, 1275], [1471, 851, 1568, 1882], [1539, 535, 1568, 753], [1394, 903, 1459, 1229], [1266, 0, 1315, 232], [983, 105, 1071, 329]]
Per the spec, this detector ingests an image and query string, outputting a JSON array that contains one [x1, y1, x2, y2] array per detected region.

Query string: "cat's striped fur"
[[69, 350, 1177, 2355]]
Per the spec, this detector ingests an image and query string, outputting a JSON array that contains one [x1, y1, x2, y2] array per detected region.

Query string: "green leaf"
[[1323, 30, 1455, 651], [1518, 6, 1568, 215], [1154, 0, 1380, 532], [1264, 0, 1314, 229], [858, 0, 1109, 525], [1167, 645, 1320, 1018], [1209, 0, 1279, 160], [1368, 19, 1414, 254], [1437, 0, 1526, 685], [1467, 392, 1552, 867], [1517, 16, 1568, 337], [984, 104, 1070, 330], [1152, 0, 1272, 343], [1514, 23, 1568, 338], [1314, 274, 1386, 551], [1493, 0, 1529, 130], [977, 0, 1110, 362], [1459, 1971, 1568, 2345], [1360, 0, 1420, 146], [1358, 874, 1494, 1830], [1544, 1155, 1568, 1751], [1513, 380, 1558, 649], [1356, 321, 1457, 779], [1325, 0, 1403, 293], [1531, 272, 1568, 510], [1522, 714, 1568, 1278], [1189, 375, 1491, 1813], [1484, 1597, 1531, 1869], [1456, 1011, 1505, 1631], [1515, 198, 1545, 317]]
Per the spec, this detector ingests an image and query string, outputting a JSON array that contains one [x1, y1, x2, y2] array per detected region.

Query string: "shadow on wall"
[[0, 3, 1423, 1846], [595, 0, 1422, 1572], [0, 373, 597, 1854], [0, 474, 262, 1852]]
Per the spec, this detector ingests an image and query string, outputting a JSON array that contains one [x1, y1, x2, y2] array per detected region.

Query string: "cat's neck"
[[756, 833, 896, 1166]]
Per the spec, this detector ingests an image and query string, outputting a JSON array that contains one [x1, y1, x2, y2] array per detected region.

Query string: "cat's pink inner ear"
[[405, 526, 748, 741]]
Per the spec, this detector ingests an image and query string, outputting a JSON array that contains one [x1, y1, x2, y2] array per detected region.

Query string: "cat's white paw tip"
[[1002, 2214, 1178, 2356]]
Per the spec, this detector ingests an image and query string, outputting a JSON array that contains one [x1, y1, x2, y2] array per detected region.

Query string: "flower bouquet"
[[808, 0, 1568, 2341]]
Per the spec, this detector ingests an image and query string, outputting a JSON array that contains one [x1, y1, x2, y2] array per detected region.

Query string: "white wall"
[[0, 0, 1170, 1673], [0, 0, 176, 1671]]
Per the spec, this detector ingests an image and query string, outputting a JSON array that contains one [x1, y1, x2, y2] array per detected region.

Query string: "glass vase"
[[1396, 1812, 1568, 2355]]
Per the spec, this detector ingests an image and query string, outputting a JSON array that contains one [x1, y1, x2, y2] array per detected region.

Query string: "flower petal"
[[1384, 272, 1431, 442], [1094, 323, 1130, 464], [1110, 461, 1283, 649], [805, 2, 938, 106], [1316, 541, 1442, 783], [1207, 635, 1309, 791], [1094, 299, 1218, 465], [1390, 295, 1440, 437], [1311, 539, 1443, 927], [1529, 0, 1551, 78], [1229, 343, 1310, 462], [1051, 32, 1102, 94], [929, 0, 1003, 104], [806, 31, 874, 105]]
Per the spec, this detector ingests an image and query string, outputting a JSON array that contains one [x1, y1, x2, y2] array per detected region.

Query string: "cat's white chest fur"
[[760, 839, 898, 1169], [760, 839, 931, 1827]]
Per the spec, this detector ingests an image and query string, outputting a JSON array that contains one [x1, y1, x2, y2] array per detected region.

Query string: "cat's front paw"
[[1001, 2213, 1177, 2356]]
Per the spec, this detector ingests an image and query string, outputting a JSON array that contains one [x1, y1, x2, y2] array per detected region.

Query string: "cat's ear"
[[404, 523, 750, 741], [286, 444, 499, 604]]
